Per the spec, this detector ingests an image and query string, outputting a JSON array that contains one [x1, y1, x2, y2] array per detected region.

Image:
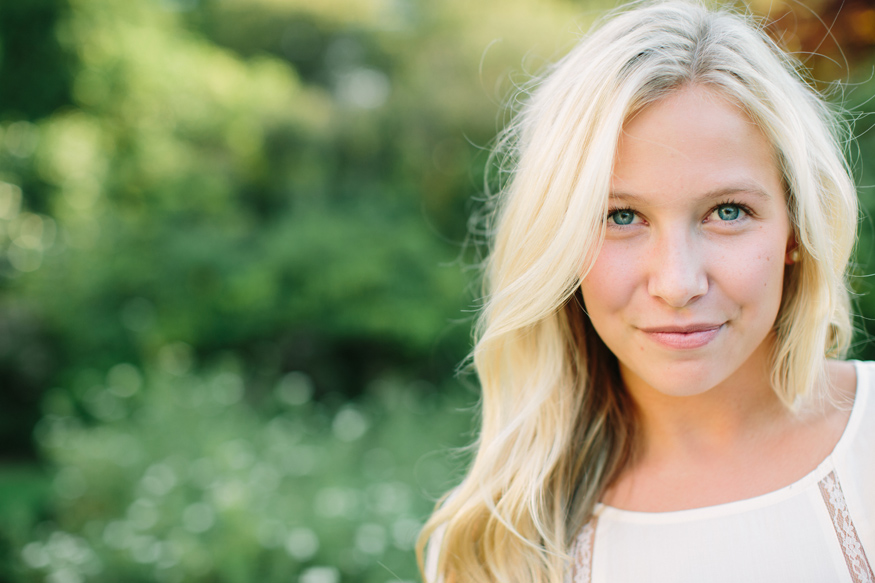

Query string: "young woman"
[[418, 1, 873, 582]]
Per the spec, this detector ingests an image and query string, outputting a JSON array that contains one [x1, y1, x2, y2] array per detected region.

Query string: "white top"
[[569, 359, 875, 583]]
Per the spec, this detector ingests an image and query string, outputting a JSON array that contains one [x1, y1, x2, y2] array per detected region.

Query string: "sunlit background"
[[0, 0, 874, 582]]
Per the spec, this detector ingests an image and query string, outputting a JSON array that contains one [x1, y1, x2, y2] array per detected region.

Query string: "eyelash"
[[605, 201, 754, 225]]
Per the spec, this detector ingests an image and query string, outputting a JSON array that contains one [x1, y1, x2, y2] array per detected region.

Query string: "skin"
[[580, 85, 856, 512]]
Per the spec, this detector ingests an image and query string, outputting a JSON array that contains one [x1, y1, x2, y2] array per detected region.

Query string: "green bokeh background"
[[0, 0, 873, 582]]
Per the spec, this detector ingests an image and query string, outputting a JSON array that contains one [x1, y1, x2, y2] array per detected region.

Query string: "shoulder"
[[826, 359, 857, 404], [827, 359, 875, 414], [827, 360, 875, 462], [817, 360, 867, 441], [847, 359, 875, 390], [829, 361, 875, 555]]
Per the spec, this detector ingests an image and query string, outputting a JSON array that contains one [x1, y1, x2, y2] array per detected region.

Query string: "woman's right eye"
[[608, 209, 637, 225]]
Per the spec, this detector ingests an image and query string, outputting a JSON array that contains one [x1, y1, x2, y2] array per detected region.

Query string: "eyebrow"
[[608, 184, 774, 204]]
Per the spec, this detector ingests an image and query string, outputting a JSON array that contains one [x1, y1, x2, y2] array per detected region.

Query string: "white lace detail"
[[819, 470, 874, 583], [568, 518, 598, 583]]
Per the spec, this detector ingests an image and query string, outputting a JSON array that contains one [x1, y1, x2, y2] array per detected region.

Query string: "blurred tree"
[[755, 0, 875, 82], [0, 0, 74, 462], [0, 0, 591, 459], [0, 0, 72, 120]]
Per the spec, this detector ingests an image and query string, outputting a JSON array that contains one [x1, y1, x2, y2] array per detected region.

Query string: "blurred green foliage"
[[0, 0, 874, 581], [0, 0, 587, 580], [7, 364, 474, 582]]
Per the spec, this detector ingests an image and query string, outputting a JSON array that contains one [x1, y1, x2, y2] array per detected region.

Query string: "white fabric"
[[569, 359, 875, 583]]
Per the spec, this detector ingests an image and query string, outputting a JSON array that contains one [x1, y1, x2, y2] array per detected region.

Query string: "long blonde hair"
[[418, 2, 858, 581]]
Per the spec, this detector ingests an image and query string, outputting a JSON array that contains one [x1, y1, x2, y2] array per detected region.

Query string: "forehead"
[[611, 85, 784, 205]]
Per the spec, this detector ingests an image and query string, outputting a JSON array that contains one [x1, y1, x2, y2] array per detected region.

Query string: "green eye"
[[716, 205, 741, 221], [610, 209, 636, 225]]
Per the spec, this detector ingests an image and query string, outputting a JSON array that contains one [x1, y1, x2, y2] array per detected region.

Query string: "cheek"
[[579, 245, 640, 317], [707, 237, 787, 314]]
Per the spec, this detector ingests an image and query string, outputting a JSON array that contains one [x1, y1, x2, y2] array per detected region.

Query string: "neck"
[[622, 347, 787, 462]]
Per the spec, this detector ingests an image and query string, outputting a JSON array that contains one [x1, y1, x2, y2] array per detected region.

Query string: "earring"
[[789, 249, 800, 262]]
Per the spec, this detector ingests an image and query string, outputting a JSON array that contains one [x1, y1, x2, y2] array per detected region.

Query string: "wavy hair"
[[418, 1, 858, 582]]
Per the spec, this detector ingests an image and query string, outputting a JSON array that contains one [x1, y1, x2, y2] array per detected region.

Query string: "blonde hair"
[[418, 1, 858, 582]]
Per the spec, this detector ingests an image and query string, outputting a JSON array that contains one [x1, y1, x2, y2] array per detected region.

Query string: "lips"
[[638, 323, 724, 349]]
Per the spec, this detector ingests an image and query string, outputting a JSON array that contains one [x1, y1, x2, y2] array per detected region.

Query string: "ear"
[[785, 235, 799, 265]]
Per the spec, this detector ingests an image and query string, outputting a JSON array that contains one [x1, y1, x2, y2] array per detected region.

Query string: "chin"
[[620, 359, 736, 399]]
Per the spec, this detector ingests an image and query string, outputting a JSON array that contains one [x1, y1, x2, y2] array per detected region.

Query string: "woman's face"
[[580, 85, 794, 400]]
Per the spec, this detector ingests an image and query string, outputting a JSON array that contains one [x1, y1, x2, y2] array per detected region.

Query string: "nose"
[[647, 230, 708, 308]]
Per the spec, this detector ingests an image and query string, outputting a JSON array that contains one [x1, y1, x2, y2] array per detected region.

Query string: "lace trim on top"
[[819, 470, 875, 583], [568, 517, 597, 583]]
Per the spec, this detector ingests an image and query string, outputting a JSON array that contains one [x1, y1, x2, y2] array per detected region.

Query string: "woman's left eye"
[[609, 209, 637, 225], [711, 204, 745, 222]]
